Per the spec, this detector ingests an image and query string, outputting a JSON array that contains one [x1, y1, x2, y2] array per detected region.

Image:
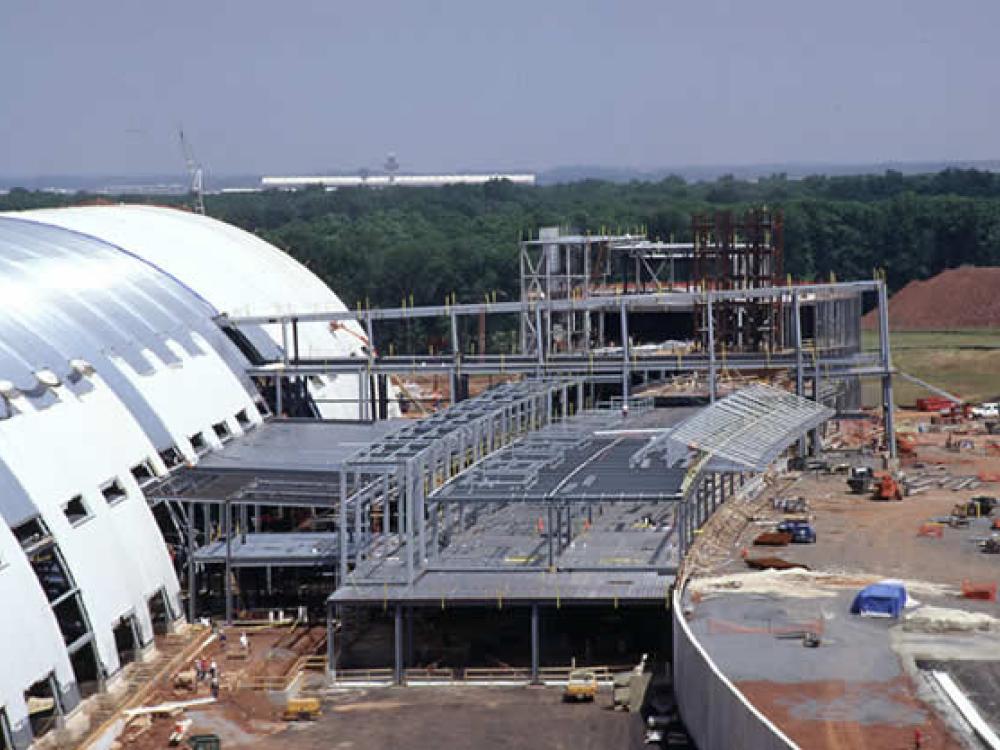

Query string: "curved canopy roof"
[[634, 384, 835, 471]]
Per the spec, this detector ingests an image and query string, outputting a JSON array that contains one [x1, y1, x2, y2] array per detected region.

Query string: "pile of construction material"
[[905, 466, 984, 495]]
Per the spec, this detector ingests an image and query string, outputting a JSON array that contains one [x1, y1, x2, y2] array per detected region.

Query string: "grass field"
[[862, 329, 1000, 405]]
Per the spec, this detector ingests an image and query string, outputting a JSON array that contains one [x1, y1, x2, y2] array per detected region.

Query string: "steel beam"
[[225, 280, 881, 325]]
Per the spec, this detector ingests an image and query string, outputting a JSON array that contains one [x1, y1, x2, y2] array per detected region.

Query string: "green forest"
[[5, 168, 1000, 311]]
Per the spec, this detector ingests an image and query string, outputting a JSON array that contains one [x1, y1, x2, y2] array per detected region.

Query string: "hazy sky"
[[1, 0, 998, 177]]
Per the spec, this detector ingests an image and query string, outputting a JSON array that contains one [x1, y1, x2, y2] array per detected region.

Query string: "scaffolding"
[[691, 209, 784, 353], [518, 211, 787, 358]]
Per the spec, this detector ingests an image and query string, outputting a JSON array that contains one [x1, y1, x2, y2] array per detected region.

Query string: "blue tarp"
[[850, 582, 907, 618]]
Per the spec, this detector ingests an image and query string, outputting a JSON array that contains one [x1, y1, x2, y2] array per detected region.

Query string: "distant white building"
[[261, 173, 536, 190]]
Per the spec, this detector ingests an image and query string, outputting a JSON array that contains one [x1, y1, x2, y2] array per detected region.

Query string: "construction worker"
[[240, 631, 249, 653], [210, 675, 220, 700]]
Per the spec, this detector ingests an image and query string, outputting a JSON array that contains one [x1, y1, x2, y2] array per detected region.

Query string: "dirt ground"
[[739, 678, 964, 750], [115, 626, 324, 750], [688, 409, 1000, 750], [739, 409, 1000, 587], [257, 686, 648, 750], [750, 470, 1000, 587]]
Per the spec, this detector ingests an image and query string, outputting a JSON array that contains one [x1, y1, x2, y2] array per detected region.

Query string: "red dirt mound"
[[863, 266, 1000, 329]]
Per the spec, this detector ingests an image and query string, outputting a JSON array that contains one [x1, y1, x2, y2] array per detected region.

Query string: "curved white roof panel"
[[17, 205, 380, 419], [0, 217, 261, 453], [0, 206, 397, 746], [0, 217, 268, 747]]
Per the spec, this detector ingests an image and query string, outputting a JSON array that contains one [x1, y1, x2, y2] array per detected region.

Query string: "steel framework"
[[691, 209, 783, 353], [225, 278, 894, 453]]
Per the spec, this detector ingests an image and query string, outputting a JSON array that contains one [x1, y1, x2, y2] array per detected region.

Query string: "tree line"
[[4, 168, 1000, 308]]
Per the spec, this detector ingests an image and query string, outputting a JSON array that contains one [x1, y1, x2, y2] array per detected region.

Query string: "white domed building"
[[0, 206, 376, 748]]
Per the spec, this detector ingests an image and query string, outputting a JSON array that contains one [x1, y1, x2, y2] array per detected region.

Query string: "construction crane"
[[177, 126, 205, 215]]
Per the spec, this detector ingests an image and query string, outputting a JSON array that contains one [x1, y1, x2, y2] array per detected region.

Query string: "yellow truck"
[[282, 696, 321, 721], [563, 669, 598, 702]]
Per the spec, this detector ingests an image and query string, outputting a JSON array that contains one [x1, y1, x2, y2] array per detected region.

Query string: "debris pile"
[[902, 606, 998, 634]]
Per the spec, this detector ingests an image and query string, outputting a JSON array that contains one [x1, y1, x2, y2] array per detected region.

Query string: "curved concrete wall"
[[672, 584, 799, 750]]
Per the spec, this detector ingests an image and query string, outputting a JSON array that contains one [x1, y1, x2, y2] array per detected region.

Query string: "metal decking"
[[332, 401, 691, 606], [193, 532, 341, 568]]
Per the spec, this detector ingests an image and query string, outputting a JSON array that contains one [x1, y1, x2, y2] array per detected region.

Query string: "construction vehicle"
[[282, 696, 321, 721], [970, 496, 998, 516], [948, 505, 971, 527], [896, 433, 917, 457], [563, 669, 598, 702], [872, 472, 903, 502], [847, 466, 874, 494], [916, 396, 954, 412], [955, 496, 998, 518], [972, 402, 1000, 419], [772, 496, 809, 513], [777, 519, 817, 543], [186, 736, 221, 750]]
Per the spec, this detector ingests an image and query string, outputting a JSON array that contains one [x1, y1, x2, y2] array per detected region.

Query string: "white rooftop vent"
[[35, 369, 61, 388], [0, 379, 18, 398], [70, 358, 95, 376]]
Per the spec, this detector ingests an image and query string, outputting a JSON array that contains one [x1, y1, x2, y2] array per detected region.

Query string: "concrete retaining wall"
[[672, 586, 799, 750]]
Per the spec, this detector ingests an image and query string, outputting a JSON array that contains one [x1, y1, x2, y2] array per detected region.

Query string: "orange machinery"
[[872, 472, 903, 502]]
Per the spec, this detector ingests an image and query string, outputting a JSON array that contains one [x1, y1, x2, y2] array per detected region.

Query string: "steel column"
[[620, 298, 630, 403], [416, 459, 427, 566], [405, 462, 414, 585], [394, 604, 404, 685], [547, 506, 554, 568], [878, 281, 897, 459], [327, 603, 337, 680], [706, 293, 716, 402], [530, 604, 540, 684], [450, 311, 460, 405], [187, 502, 196, 624], [339, 471, 349, 584], [792, 291, 807, 455], [224, 499, 232, 624]]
